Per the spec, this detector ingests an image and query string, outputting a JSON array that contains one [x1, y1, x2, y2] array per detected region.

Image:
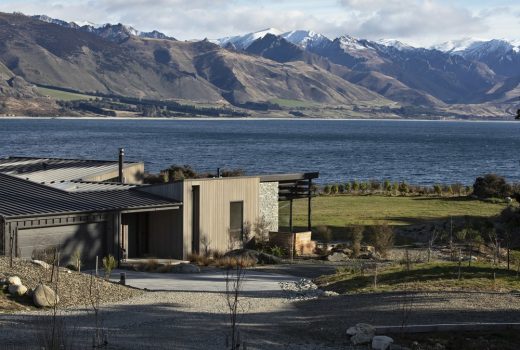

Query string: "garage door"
[[18, 222, 106, 264]]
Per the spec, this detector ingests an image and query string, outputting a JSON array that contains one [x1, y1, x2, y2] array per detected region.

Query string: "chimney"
[[118, 148, 125, 183]]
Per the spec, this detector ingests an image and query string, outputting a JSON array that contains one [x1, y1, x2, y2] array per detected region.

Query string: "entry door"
[[192, 185, 200, 254]]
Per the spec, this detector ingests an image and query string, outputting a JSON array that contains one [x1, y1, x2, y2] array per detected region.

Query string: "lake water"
[[0, 118, 519, 185]]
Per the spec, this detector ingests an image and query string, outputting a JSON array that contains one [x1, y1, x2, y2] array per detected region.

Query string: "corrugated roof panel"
[[0, 173, 180, 218], [0, 157, 142, 184], [47, 181, 138, 192]]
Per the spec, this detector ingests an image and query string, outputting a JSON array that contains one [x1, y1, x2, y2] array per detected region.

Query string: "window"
[[229, 201, 244, 239]]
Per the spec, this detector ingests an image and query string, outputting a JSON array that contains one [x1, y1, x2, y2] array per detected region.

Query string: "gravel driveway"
[[2, 268, 520, 349]]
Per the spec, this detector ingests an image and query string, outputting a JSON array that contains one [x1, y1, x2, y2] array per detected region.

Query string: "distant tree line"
[[317, 173, 520, 200], [143, 165, 246, 184]]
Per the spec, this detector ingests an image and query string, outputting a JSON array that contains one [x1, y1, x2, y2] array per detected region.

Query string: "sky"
[[0, 0, 518, 46]]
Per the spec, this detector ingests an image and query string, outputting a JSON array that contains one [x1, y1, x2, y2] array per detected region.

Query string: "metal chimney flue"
[[118, 148, 125, 183]]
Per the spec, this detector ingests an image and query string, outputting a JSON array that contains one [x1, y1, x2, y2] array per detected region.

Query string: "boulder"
[[31, 259, 51, 269], [347, 323, 375, 345], [33, 284, 59, 308], [323, 290, 339, 297], [372, 335, 394, 350], [8, 284, 28, 296], [170, 263, 200, 274], [327, 252, 349, 262], [7, 276, 21, 286]]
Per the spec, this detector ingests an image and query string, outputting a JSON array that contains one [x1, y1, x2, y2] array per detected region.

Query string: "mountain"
[[281, 30, 330, 49], [0, 13, 387, 109], [32, 14, 176, 42], [212, 28, 283, 50]]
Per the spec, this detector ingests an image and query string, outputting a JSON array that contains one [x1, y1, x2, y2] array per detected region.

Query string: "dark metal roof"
[[0, 173, 180, 219], [259, 172, 319, 183], [0, 156, 142, 184]]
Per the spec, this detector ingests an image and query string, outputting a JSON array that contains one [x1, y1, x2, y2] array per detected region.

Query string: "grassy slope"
[[317, 262, 520, 294], [36, 87, 92, 101], [290, 195, 507, 228]]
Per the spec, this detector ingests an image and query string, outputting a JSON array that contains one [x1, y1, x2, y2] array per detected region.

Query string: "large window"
[[229, 201, 244, 239]]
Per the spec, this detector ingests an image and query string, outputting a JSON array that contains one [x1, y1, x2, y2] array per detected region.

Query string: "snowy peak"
[[32, 15, 175, 42], [337, 35, 371, 51], [432, 38, 481, 53], [214, 28, 283, 50], [434, 38, 520, 56], [281, 30, 330, 48], [375, 39, 414, 51]]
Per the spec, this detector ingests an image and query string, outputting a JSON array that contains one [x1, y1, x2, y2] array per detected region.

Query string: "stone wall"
[[259, 182, 279, 232]]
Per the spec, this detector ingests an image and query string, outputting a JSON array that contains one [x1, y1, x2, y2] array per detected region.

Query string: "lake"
[[0, 118, 518, 185]]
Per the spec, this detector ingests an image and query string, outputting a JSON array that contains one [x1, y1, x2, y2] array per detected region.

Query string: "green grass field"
[[316, 262, 520, 294], [288, 195, 507, 228], [36, 87, 92, 101]]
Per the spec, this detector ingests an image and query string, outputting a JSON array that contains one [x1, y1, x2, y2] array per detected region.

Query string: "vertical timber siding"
[[182, 177, 260, 257]]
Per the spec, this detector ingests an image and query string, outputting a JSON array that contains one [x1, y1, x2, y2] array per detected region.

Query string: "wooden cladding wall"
[[182, 177, 261, 257]]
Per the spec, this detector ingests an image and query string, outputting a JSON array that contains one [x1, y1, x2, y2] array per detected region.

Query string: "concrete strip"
[[375, 322, 520, 334], [110, 268, 300, 293]]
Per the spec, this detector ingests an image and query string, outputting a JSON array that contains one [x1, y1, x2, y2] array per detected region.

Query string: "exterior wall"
[[259, 182, 279, 232], [137, 182, 184, 201], [2, 212, 116, 265], [147, 209, 183, 259], [85, 163, 145, 184], [183, 177, 261, 257]]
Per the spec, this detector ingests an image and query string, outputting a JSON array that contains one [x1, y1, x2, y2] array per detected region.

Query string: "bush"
[[330, 184, 338, 195], [366, 224, 394, 258], [398, 182, 409, 195], [347, 225, 364, 257], [360, 182, 369, 193], [473, 174, 511, 199], [269, 245, 286, 257], [433, 184, 442, 196], [215, 256, 256, 268], [102, 255, 117, 280], [352, 181, 360, 192], [188, 253, 212, 266], [383, 179, 392, 192], [338, 184, 345, 193], [323, 184, 331, 195]]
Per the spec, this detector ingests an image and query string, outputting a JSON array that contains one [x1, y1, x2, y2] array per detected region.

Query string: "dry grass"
[[214, 257, 257, 269]]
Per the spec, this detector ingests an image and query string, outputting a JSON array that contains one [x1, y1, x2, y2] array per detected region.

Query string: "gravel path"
[[2, 262, 520, 349]]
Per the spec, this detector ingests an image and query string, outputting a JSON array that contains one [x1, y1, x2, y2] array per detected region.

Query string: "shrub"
[[391, 182, 399, 194], [352, 181, 360, 192], [383, 179, 392, 192], [473, 174, 511, 199], [345, 182, 352, 193], [360, 181, 369, 193], [433, 184, 442, 196], [31, 246, 58, 265], [323, 184, 331, 195], [102, 255, 117, 280], [366, 224, 394, 258], [330, 184, 339, 195], [370, 180, 381, 192], [269, 245, 286, 257], [398, 182, 409, 195], [347, 225, 364, 257], [70, 249, 82, 272], [215, 256, 256, 268], [188, 252, 212, 266], [338, 184, 345, 193]]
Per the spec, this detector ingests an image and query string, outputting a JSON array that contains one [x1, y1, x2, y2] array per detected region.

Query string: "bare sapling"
[[457, 248, 462, 281], [90, 273, 108, 348], [224, 256, 247, 350], [373, 262, 378, 290], [427, 228, 440, 263]]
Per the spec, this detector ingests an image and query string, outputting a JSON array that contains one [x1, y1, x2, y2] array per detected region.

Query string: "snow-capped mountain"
[[280, 30, 330, 49], [375, 39, 414, 51], [432, 38, 481, 53], [213, 28, 283, 50], [32, 15, 175, 42]]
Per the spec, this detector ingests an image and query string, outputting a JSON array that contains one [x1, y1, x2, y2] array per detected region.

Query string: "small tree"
[[344, 182, 352, 193], [348, 226, 364, 257], [360, 181, 369, 193], [352, 181, 360, 192], [383, 179, 392, 193], [338, 184, 345, 194], [398, 182, 409, 195], [330, 184, 339, 195], [473, 174, 511, 199], [102, 255, 117, 280]]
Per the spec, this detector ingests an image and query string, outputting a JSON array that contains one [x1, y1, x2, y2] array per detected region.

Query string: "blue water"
[[0, 118, 518, 185]]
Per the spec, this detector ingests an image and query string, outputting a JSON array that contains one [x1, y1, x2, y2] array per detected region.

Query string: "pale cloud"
[[0, 0, 518, 46]]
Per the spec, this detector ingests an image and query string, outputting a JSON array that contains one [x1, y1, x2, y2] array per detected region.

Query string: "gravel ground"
[[2, 260, 520, 349], [0, 257, 142, 309]]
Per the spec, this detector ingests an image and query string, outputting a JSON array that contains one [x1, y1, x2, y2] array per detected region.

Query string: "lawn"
[[36, 86, 93, 101], [316, 262, 520, 294], [288, 195, 507, 228]]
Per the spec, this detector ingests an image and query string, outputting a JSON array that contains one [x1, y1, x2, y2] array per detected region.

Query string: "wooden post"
[[307, 179, 312, 231], [95, 256, 99, 277], [289, 199, 293, 234]]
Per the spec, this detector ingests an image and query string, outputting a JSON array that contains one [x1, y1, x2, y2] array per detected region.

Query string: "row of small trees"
[[319, 180, 471, 196]]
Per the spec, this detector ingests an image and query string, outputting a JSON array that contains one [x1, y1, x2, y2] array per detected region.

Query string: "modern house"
[[0, 154, 318, 264]]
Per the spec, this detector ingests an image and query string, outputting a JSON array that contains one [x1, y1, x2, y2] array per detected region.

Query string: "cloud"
[[0, 0, 518, 46], [338, 0, 487, 44]]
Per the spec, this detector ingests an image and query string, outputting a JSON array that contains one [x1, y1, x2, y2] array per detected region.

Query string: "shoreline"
[[0, 115, 516, 123]]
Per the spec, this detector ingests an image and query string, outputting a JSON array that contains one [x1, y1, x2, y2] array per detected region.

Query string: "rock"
[[33, 284, 59, 308], [327, 252, 349, 262], [322, 290, 339, 297], [347, 323, 375, 345], [7, 276, 21, 286], [8, 284, 28, 296], [362, 245, 376, 253], [170, 263, 200, 274], [372, 335, 394, 350], [31, 259, 51, 269], [280, 278, 324, 300]]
